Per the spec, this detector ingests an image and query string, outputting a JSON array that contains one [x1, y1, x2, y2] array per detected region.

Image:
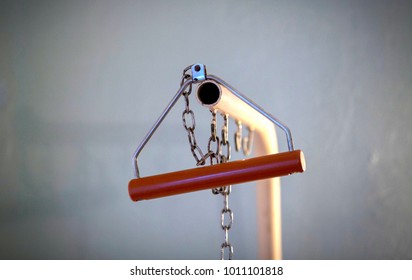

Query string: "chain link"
[[235, 121, 242, 152], [181, 71, 211, 166], [234, 121, 254, 156], [221, 189, 233, 260], [180, 72, 248, 260], [211, 110, 217, 141], [214, 113, 234, 260]]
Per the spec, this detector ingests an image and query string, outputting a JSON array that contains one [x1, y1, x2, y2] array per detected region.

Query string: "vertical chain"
[[218, 114, 233, 260], [206, 112, 234, 259], [235, 121, 242, 152], [181, 73, 236, 259], [220, 184, 233, 260], [235, 121, 254, 156], [181, 73, 209, 166], [210, 110, 222, 194]]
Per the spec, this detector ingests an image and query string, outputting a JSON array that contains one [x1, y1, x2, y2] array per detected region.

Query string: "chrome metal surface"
[[191, 64, 207, 82], [132, 79, 193, 178]]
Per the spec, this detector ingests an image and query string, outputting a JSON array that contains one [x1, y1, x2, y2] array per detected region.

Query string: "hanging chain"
[[218, 114, 234, 260], [181, 69, 255, 260], [235, 121, 254, 156], [181, 72, 209, 166], [207, 112, 234, 259]]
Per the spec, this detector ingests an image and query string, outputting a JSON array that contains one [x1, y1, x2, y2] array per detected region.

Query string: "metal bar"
[[132, 79, 193, 178], [128, 150, 305, 201]]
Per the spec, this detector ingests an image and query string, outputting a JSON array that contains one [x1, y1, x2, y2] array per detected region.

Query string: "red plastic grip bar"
[[128, 150, 305, 202]]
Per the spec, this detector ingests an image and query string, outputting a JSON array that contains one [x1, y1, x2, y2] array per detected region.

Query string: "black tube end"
[[197, 82, 221, 106]]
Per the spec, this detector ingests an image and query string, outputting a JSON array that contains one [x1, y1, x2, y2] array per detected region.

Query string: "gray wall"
[[1, 0, 411, 259]]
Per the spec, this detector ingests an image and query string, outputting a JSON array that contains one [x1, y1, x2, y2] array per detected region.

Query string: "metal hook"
[[242, 128, 255, 156]]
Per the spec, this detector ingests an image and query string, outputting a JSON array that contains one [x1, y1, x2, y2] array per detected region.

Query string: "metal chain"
[[207, 113, 234, 259], [235, 121, 242, 152], [181, 71, 253, 260], [235, 121, 254, 156], [210, 110, 223, 194], [218, 113, 233, 260], [220, 184, 233, 260], [181, 72, 209, 166]]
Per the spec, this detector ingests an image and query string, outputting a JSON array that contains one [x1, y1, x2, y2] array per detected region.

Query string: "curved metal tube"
[[207, 75, 294, 151]]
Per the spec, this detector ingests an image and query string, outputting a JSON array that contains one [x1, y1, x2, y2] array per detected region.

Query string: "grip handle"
[[128, 150, 305, 202]]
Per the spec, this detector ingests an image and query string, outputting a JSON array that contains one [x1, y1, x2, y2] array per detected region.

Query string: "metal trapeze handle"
[[130, 64, 304, 201]]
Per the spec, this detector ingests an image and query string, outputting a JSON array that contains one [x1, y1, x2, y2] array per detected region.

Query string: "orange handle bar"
[[128, 150, 305, 202]]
